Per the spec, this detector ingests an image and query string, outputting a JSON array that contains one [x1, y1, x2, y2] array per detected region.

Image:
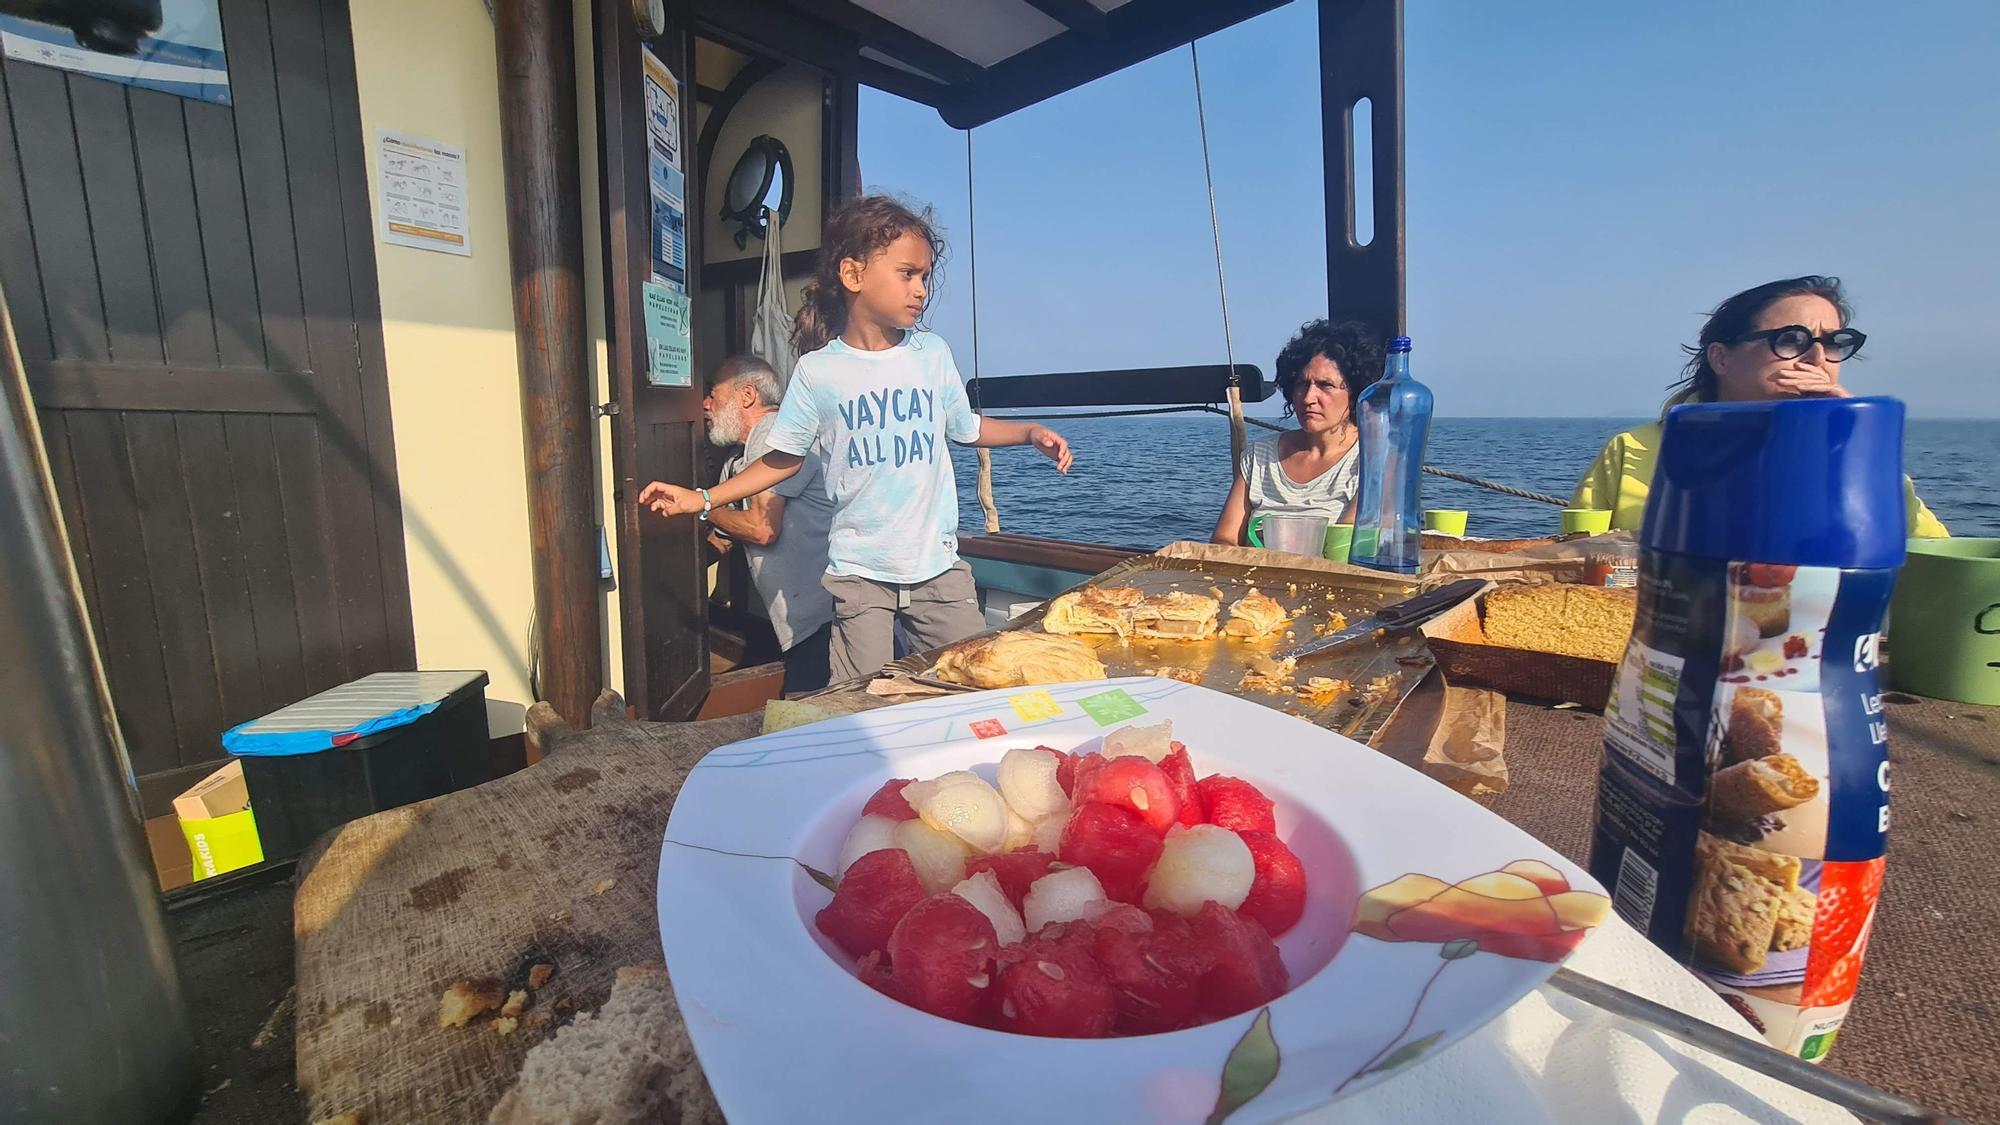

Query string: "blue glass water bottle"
[[1349, 336, 1432, 574]]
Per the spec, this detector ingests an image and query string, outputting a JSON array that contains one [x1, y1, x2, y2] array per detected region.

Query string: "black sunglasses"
[[1732, 325, 1866, 362]]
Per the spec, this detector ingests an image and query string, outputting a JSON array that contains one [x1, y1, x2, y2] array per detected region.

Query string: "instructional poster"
[[0, 0, 230, 105], [643, 281, 691, 387], [377, 131, 471, 257], [642, 47, 686, 290]]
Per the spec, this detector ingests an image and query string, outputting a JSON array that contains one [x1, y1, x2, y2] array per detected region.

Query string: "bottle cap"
[[1642, 397, 1910, 569], [1387, 336, 1412, 353]]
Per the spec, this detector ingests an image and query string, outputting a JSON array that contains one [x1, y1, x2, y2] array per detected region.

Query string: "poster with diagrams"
[[377, 131, 471, 257]]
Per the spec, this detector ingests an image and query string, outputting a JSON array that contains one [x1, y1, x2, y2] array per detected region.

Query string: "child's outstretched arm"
[[639, 452, 804, 517], [964, 417, 1073, 473]]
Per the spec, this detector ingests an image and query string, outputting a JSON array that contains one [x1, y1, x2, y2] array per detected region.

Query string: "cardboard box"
[[1422, 591, 1619, 710], [173, 760, 264, 880]]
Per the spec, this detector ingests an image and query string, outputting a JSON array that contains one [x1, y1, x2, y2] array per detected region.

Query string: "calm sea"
[[950, 416, 1998, 547]]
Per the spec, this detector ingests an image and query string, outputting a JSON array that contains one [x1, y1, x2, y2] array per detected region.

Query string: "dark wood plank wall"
[[0, 0, 414, 815]]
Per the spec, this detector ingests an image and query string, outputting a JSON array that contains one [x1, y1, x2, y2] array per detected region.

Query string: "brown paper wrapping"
[[1371, 669, 1510, 795]]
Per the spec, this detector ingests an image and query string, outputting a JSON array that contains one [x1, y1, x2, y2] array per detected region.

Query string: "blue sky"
[[858, 0, 2000, 419]]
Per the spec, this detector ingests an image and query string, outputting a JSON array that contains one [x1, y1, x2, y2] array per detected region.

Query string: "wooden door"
[[0, 0, 413, 814], [595, 0, 708, 719]]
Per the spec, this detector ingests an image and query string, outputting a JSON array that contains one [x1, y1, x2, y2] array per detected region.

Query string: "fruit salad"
[[814, 722, 1306, 1037]]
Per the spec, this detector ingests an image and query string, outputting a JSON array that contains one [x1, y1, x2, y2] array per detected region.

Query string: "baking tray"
[[888, 554, 1432, 745]]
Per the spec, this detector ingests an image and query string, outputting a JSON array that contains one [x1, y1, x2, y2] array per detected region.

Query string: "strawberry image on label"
[[1802, 857, 1886, 1007]]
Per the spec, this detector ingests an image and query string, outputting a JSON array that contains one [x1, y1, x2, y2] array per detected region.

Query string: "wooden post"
[[496, 0, 601, 728], [975, 447, 1000, 533]]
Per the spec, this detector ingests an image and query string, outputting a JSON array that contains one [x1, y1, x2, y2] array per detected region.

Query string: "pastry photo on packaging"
[[1590, 555, 1894, 1061]]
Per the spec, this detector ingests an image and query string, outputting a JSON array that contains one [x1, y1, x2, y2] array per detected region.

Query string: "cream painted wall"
[[574, 0, 627, 703], [346, 0, 623, 733]]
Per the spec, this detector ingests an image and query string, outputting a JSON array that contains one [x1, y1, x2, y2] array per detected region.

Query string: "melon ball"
[[1022, 865, 1110, 934], [906, 773, 1009, 854], [1003, 806, 1037, 853], [1030, 814, 1066, 855], [997, 747, 1070, 823], [951, 869, 1027, 946], [1103, 720, 1174, 764], [835, 813, 901, 877], [1143, 824, 1255, 916], [892, 818, 972, 896]]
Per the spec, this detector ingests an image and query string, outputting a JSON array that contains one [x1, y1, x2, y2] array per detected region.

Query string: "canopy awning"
[[693, 0, 1292, 128]]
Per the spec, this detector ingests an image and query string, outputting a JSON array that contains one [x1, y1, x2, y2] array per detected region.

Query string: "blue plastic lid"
[[1387, 336, 1412, 353], [1641, 396, 1909, 569]]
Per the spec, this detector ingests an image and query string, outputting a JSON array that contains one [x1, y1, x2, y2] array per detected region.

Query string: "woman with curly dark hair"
[[1211, 319, 1384, 545]]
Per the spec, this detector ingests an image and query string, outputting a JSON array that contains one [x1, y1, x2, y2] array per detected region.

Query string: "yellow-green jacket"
[[1571, 422, 1950, 538]]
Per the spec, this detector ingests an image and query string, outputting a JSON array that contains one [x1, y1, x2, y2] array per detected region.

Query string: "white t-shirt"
[[1238, 432, 1360, 521], [723, 415, 834, 651], [764, 331, 981, 584]]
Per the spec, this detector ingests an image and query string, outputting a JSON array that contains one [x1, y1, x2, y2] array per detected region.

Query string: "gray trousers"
[[822, 561, 984, 684]]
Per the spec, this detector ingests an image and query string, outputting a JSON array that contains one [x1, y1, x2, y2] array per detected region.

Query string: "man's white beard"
[[708, 402, 747, 446]]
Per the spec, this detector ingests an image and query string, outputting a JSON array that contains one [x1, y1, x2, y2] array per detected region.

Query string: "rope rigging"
[[1188, 41, 1249, 471], [956, 43, 1565, 528]]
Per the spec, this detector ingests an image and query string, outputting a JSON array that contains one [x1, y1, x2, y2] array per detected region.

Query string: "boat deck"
[[172, 691, 1998, 1122]]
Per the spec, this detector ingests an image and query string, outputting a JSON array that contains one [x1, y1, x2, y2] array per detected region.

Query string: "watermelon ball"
[[1236, 830, 1307, 936], [992, 925, 1117, 1038], [1052, 747, 1081, 797], [1092, 921, 1205, 1035], [861, 778, 920, 821], [1071, 756, 1180, 836], [1197, 775, 1277, 834], [1191, 902, 1288, 1018], [1143, 824, 1255, 916], [816, 848, 927, 959], [882, 894, 1001, 1023], [1159, 744, 1206, 828], [965, 849, 1059, 910], [1059, 803, 1165, 904], [1090, 902, 1154, 935]]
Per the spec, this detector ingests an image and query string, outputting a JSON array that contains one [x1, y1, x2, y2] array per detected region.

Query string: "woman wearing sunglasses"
[[1572, 275, 1949, 536]]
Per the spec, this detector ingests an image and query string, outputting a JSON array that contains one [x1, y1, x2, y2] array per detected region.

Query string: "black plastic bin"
[[235, 671, 493, 861]]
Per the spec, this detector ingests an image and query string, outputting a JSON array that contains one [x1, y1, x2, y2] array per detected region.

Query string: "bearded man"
[[702, 355, 835, 692]]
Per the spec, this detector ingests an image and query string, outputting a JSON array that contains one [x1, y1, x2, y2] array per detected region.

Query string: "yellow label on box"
[[1007, 690, 1062, 723], [181, 808, 264, 880]]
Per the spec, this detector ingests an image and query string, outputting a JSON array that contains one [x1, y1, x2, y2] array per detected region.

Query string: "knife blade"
[[1280, 578, 1486, 662]]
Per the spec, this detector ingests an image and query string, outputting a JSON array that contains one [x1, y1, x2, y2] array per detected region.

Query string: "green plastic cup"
[[1889, 538, 2000, 705], [1424, 510, 1469, 536], [1323, 524, 1354, 564], [1561, 508, 1613, 534]]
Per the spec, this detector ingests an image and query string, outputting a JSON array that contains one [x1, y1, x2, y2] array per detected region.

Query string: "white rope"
[[1189, 41, 1248, 471]]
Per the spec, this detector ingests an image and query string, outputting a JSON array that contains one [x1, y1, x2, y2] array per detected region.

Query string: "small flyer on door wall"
[[377, 131, 472, 257], [643, 281, 692, 387], [642, 46, 686, 290]]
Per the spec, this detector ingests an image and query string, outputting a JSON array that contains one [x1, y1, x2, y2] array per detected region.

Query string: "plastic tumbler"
[[1561, 508, 1612, 534], [1423, 510, 1469, 536]]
